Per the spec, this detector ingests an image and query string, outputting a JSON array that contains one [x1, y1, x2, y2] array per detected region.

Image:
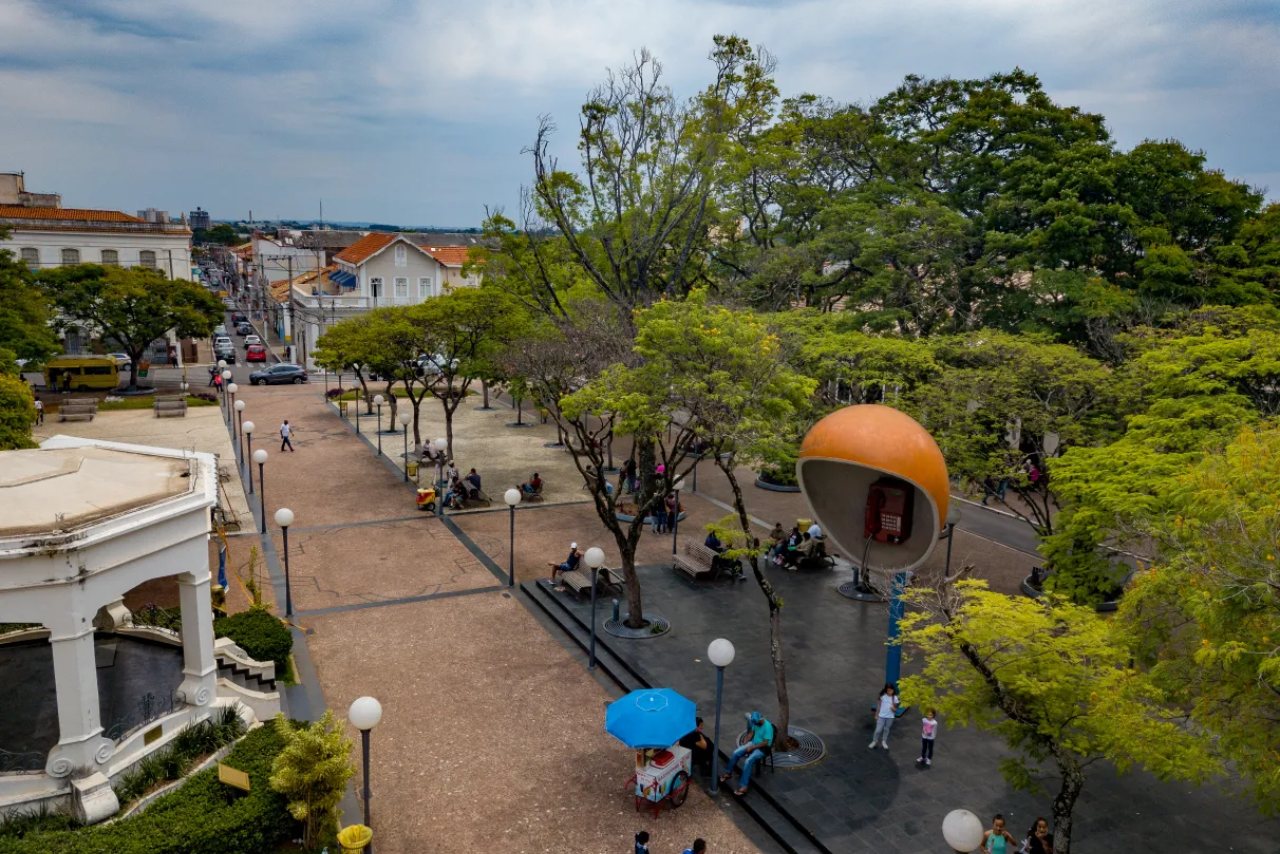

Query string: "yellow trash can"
[[339, 400, 349, 416], [337, 824, 372, 852], [406, 461, 419, 478]]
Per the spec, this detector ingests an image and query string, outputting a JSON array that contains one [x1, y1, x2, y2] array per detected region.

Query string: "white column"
[[177, 570, 217, 708], [45, 626, 115, 777]]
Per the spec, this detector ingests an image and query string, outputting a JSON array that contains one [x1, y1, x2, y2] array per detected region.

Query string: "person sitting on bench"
[[548, 542, 582, 583], [443, 475, 466, 509], [704, 530, 743, 580], [520, 472, 544, 495], [464, 468, 482, 499], [422, 439, 440, 461]]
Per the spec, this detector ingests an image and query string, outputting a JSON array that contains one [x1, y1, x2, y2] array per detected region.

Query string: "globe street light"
[[584, 547, 606, 669], [435, 438, 447, 517], [671, 476, 684, 556], [707, 638, 735, 794], [398, 411, 412, 482], [234, 399, 246, 463], [372, 394, 384, 456], [275, 508, 295, 617], [941, 809, 986, 853], [242, 421, 256, 490], [253, 449, 268, 533], [503, 488, 521, 588], [227, 382, 238, 431], [348, 696, 383, 853]]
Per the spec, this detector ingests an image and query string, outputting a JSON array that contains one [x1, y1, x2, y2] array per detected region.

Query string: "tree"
[[1122, 425, 1280, 812], [196, 223, 241, 246], [38, 265, 223, 389], [899, 580, 1219, 854], [313, 313, 381, 414], [0, 238, 60, 372], [269, 711, 355, 851], [0, 373, 36, 450]]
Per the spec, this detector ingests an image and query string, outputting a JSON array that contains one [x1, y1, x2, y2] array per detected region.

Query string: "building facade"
[[188, 207, 211, 230], [0, 207, 194, 281]]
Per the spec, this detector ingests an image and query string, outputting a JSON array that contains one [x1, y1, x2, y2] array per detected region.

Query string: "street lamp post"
[[435, 438, 447, 517], [707, 638, 735, 794], [372, 394, 384, 456], [216, 360, 227, 416], [503, 489, 521, 588], [348, 697, 383, 854], [943, 505, 962, 576], [398, 411, 411, 482], [227, 382, 238, 435], [221, 370, 232, 420], [253, 449, 268, 533], [584, 547, 606, 669], [275, 508, 294, 617], [671, 477, 684, 556], [242, 422, 255, 489], [234, 400, 245, 463], [941, 809, 986, 853]]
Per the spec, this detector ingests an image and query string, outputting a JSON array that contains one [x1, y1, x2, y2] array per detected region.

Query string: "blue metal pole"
[[711, 665, 725, 794], [885, 570, 908, 685], [589, 567, 598, 669]]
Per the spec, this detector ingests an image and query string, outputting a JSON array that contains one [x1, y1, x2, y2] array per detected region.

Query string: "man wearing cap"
[[719, 711, 774, 795], [548, 543, 582, 584]]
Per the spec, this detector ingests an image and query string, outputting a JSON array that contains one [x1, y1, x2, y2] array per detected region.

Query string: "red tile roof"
[[334, 232, 398, 265], [0, 206, 143, 223], [424, 245, 475, 267]]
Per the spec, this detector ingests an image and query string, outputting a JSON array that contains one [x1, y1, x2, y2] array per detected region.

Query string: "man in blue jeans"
[[719, 711, 773, 795]]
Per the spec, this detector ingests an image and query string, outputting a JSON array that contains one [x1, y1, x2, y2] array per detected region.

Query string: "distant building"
[[136, 208, 171, 224], [0, 206, 193, 280], [189, 207, 211, 230], [0, 171, 61, 208]]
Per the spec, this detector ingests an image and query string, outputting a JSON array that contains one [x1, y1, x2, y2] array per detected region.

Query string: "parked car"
[[235, 322, 253, 336], [216, 346, 237, 364], [245, 335, 262, 346], [213, 324, 228, 336], [213, 335, 232, 350], [245, 345, 267, 362], [250, 363, 307, 385], [231, 312, 247, 324], [416, 352, 459, 375], [108, 352, 132, 368]]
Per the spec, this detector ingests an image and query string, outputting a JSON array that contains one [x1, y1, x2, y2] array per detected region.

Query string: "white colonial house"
[[0, 206, 194, 280], [277, 232, 481, 369]]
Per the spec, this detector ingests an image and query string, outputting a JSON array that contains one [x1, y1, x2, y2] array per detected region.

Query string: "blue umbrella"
[[605, 688, 697, 749]]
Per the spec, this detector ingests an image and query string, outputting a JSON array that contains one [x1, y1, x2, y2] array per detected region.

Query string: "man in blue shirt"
[[719, 711, 773, 795]]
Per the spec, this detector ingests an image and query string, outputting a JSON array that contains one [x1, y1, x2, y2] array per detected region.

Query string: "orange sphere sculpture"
[[796, 405, 949, 573]]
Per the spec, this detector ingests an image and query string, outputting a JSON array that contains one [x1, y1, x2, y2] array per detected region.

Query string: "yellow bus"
[[44, 356, 120, 391]]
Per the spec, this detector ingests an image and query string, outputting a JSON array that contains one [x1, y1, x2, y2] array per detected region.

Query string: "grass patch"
[[0, 622, 41, 635], [96, 395, 218, 412]]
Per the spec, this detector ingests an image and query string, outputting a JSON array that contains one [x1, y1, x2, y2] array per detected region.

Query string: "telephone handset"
[[864, 477, 914, 545]]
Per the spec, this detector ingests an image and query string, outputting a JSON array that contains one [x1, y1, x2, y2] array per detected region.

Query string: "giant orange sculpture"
[[796, 404, 949, 575]]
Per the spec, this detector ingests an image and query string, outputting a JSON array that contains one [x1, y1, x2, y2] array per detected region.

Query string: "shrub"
[[5, 723, 295, 854], [131, 603, 182, 632], [269, 712, 355, 850], [0, 802, 82, 841], [113, 707, 246, 806], [213, 609, 292, 673]]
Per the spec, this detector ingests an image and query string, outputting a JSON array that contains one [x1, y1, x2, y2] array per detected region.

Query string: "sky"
[[1, 0, 1277, 227]]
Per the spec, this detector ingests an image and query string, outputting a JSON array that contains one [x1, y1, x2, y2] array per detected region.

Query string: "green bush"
[[213, 609, 292, 673], [5, 723, 296, 854], [113, 706, 245, 806]]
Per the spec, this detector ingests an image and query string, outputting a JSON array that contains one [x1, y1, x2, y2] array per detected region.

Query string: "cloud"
[[0, 0, 1275, 222]]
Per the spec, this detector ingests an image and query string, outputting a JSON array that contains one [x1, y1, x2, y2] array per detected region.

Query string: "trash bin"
[[339, 400, 349, 416], [337, 824, 372, 852], [406, 461, 419, 477]]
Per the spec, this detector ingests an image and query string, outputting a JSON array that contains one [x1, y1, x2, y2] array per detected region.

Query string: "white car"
[[108, 352, 132, 368], [214, 336, 232, 350], [245, 335, 262, 346], [417, 353, 459, 375]]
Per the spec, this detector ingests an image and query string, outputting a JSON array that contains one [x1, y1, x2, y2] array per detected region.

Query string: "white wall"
[[359, 242, 444, 306], [3, 228, 194, 280]]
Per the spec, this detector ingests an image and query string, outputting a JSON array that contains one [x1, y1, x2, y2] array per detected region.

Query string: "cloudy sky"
[[1, 0, 1277, 226]]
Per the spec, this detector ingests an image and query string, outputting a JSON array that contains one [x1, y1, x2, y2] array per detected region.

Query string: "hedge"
[[213, 609, 292, 674], [6, 723, 296, 854]]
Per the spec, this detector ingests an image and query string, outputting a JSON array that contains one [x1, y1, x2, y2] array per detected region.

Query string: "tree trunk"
[[720, 458, 794, 748], [356, 370, 372, 414], [1050, 750, 1085, 854], [482, 379, 490, 408]]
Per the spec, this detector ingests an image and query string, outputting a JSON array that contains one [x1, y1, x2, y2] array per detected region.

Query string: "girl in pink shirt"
[[918, 709, 938, 766]]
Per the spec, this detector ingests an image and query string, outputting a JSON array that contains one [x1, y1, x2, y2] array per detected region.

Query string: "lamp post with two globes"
[[348, 697, 383, 854], [707, 638, 735, 794]]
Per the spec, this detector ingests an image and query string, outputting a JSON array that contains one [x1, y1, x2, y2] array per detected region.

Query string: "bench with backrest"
[[674, 540, 723, 581], [559, 565, 623, 599], [58, 397, 98, 422], [153, 395, 188, 418], [521, 481, 545, 503]]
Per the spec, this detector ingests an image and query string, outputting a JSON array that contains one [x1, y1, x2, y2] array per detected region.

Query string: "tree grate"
[[737, 725, 827, 768], [837, 581, 885, 602], [604, 614, 671, 639]]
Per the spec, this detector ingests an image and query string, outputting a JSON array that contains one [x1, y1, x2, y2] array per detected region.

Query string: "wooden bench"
[[599, 566, 625, 592], [559, 566, 624, 599], [58, 397, 97, 422], [674, 540, 723, 581], [153, 396, 187, 418]]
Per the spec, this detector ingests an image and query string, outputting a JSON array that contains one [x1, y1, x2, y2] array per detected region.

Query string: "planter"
[[1021, 574, 1122, 613], [754, 474, 800, 493]]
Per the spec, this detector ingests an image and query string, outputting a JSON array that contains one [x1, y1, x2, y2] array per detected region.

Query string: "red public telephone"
[[864, 477, 914, 545]]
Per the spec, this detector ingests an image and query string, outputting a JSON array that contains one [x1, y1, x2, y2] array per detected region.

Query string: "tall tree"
[[38, 265, 223, 389], [0, 238, 60, 372]]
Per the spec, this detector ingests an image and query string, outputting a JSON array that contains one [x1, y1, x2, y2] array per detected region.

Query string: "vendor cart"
[[627, 745, 692, 817]]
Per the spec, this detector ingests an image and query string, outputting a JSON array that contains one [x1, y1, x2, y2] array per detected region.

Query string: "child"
[[869, 683, 900, 749], [682, 840, 707, 854], [634, 830, 650, 854], [918, 709, 938, 766]]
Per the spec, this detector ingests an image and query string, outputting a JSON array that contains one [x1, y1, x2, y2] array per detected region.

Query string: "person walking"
[[33, 397, 43, 426], [869, 683, 900, 749], [981, 814, 1017, 854], [917, 708, 938, 766], [1023, 817, 1054, 854], [682, 840, 707, 854], [280, 420, 294, 452]]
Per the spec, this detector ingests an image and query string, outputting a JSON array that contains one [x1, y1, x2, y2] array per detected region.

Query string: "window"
[[394, 277, 408, 298], [61, 248, 81, 265], [83, 365, 114, 376], [20, 248, 39, 271], [394, 245, 407, 267], [139, 250, 157, 269], [418, 276, 433, 298], [369, 276, 384, 298], [101, 249, 119, 266]]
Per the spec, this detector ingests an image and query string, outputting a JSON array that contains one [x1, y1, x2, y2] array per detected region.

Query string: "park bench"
[[674, 540, 725, 581], [558, 565, 624, 600], [153, 396, 187, 418], [58, 397, 97, 422]]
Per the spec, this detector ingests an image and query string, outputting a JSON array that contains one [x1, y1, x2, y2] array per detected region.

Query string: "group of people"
[[673, 710, 774, 797], [766, 521, 827, 569], [634, 831, 706, 854], [982, 814, 1056, 854], [417, 440, 484, 509]]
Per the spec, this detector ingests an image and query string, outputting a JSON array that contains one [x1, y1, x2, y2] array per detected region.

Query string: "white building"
[[0, 437, 278, 823], [282, 233, 480, 369], [0, 206, 194, 281]]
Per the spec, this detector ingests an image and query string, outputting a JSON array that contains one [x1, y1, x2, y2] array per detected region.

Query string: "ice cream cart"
[[629, 745, 692, 817]]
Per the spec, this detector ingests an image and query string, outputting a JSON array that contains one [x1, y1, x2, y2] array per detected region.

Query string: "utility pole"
[[167, 248, 174, 279], [285, 256, 293, 364]]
